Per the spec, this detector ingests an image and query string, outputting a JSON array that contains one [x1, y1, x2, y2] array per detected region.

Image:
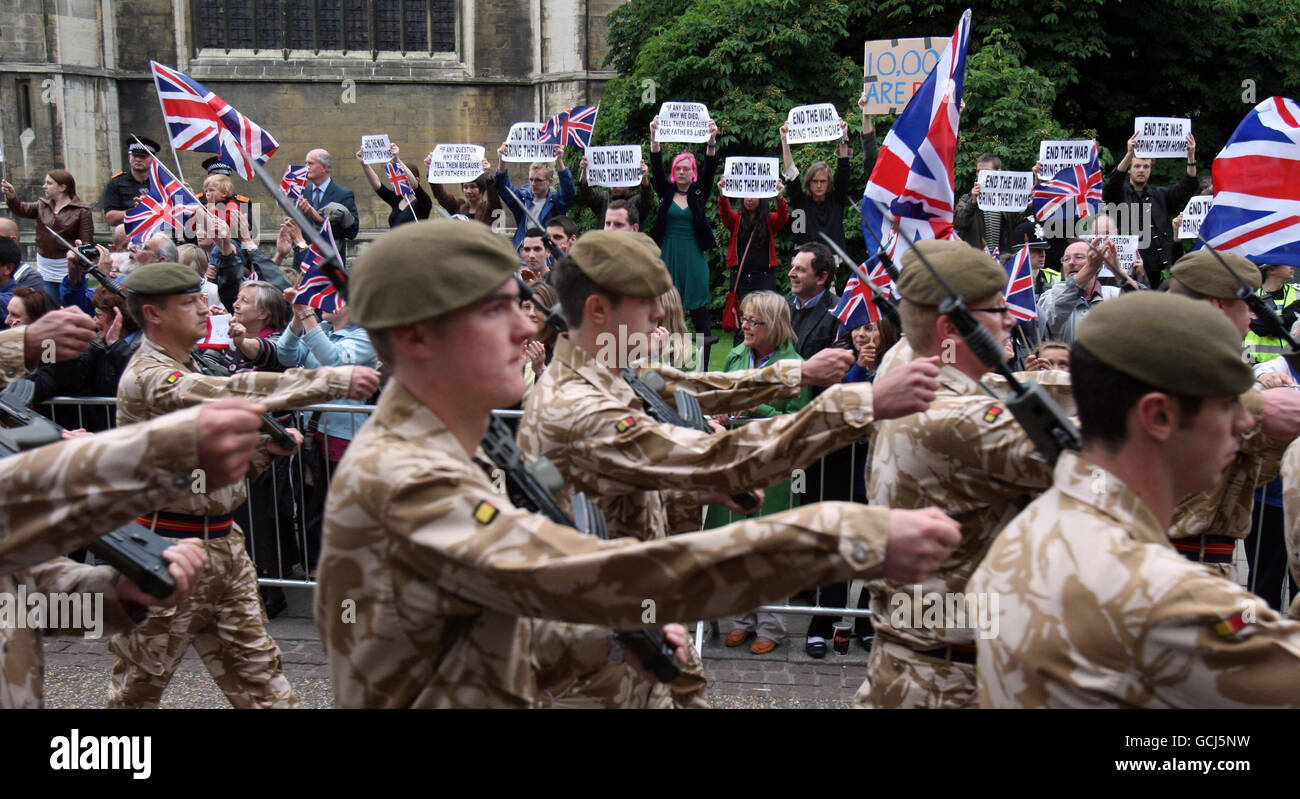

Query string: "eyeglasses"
[[740, 316, 767, 327], [969, 305, 1012, 316]]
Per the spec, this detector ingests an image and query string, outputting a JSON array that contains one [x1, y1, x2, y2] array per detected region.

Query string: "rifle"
[[43, 226, 127, 301], [0, 381, 177, 599], [479, 416, 682, 682], [866, 200, 1081, 465], [1196, 234, 1300, 357], [620, 369, 760, 512]]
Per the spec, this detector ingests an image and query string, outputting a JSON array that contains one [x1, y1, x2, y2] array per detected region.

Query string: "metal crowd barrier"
[[40, 397, 873, 632]]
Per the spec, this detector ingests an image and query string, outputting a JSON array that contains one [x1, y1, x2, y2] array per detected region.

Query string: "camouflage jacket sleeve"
[[0, 406, 203, 577], [0, 327, 29, 385], [1140, 569, 1300, 707], [27, 559, 144, 636], [529, 619, 612, 698], [120, 361, 353, 417], [381, 468, 889, 627], [646, 359, 803, 414], [567, 382, 874, 495]]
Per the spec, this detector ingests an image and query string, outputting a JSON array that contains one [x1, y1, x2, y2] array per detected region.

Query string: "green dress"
[[660, 201, 711, 311], [703, 339, 811, 526]]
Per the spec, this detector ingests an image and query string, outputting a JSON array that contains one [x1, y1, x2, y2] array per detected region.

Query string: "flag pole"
[[147, 67, 189, 183], [397, 158, 419, 224]]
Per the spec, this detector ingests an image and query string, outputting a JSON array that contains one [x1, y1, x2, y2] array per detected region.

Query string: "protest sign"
[[1133, 117, 1191, 159], [427, 144, 486, 183], [1082, 234, 1139, 278], [1038, 140, 1094, 177], [785, 103, 843, 144], [197, 314, 233, 349], [360, 134, 392, 164], [655, 102, 712, 143], [862, 37, 945, 114], [721, 157, 780, 199], [976, 170, 1034, 212], [1177, 195, 1214, 240], [502, 123, 553, 163], [585, 145, 642, 188]]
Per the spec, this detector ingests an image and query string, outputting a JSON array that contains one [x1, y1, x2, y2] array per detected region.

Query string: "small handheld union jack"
[[1003, 246, 1037, 322], [295, 218, 345, 313], [123, 159, 203, 244], [1033, 147, 1102, 222], [538, 105, 599, 149], [831, 256, 899, 331], [279, 164, 308, 200], [385, 161, 415, 197]]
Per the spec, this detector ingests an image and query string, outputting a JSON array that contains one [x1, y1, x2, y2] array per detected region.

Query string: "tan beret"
[[1170, 248, 1260, 299], [349, 220, 519, 329], [121, 262, 200, 295], [1075, 292, 1253, 397], [896, 239, 1007, 306], [568, 230, 673, 298]]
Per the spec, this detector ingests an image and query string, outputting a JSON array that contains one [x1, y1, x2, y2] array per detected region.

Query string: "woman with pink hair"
[[649, 114, 720, 360]]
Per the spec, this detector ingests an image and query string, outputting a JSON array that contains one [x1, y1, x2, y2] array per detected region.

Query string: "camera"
[[76, 244, 100, 263]]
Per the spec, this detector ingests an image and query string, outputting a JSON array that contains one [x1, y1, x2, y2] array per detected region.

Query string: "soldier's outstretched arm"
[[351, 462, 960, 628], [0, 399, 264, 576], [0, 310, 98, 385], [647, 348, 856, 414], [121, 360, 379, 415]]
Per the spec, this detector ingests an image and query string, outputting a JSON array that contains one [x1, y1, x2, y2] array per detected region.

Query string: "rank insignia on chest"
[[165, 371, 183, 384], [473, 500, 499, 525], [982, 406, 1004, 423], [615, 416, 637, 433]]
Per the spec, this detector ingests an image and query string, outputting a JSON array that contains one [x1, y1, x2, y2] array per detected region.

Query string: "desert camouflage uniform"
[[107, 335, 353, 708], [0, 326, 211, 707], [1278, 440, 1300, 619], [316, 379, 892, 708], [517, 335, 875, 706], [1170, 389, 1292, 579], [860, 358, 1054, 708], [971, 451, 1300, 707]]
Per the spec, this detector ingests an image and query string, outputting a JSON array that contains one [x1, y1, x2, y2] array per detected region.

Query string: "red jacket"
[[719, 195, 788, 269]]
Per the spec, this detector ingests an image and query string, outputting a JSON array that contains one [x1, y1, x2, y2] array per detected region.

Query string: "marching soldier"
[[105, 262, 380, 708], [315, 220, 962, 708], [515, 231, 948, 707], [971, 292, 1300, 707]]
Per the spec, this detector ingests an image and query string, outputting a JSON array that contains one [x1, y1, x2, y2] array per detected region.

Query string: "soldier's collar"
[[1053, 451, 1167, 548]]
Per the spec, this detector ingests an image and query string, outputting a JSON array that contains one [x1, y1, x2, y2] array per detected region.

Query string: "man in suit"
[[296, 149, 361, 258], [494, 144, 575, 248], [787, 242, 841, 360]]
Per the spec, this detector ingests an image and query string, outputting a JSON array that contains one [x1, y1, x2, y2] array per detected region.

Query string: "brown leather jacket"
[[5, 195, 94, 258]]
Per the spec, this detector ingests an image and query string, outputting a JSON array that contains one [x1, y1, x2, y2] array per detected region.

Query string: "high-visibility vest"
[[1243, 282, 1300, 363]]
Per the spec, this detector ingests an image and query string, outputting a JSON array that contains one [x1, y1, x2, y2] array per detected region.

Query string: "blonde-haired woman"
[[708, 290, 810, 654], [653, 286, 699, 371]]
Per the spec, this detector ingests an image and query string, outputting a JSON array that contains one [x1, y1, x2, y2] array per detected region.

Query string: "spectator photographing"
[[2, 170, 94, 299]]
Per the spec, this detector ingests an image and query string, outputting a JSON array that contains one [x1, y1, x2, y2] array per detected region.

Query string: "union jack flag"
[[831, 256, 898, 330], [538, 105, 599, 149], [295, 219, 345, 312], [151, 61, 279, 180], [1196, 96, 1300, 266], [861, 10, 972, 263], [1003, 246, 1037, 322], [1033, 148, 1102, 221], [122, 159, 202, 244], [279, 164, 308, 200], [385, 162, 414, 197]]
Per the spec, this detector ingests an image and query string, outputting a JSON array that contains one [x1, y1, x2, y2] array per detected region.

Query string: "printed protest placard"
[[427, 144, 486, 183], [655, 102, 712, 143], [862, 37, 945, 114], [585, 145, 642, 188], [360, 134, 392, 164], [1177, 195, 1214, 240], [1133, 117, 1191, 159], [976, 170, 1034, 212], [1038, 140, 1094, 177], [502, 123, 553, 163], [721, 157, 780, 199], [1082, 234, 1139, 278], [786, 103, 843, 144]]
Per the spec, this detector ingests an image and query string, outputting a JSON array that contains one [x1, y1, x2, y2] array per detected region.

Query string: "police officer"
[[105, 261, 380, 708], [103, 135, 160, 226], [1244, 263, 1300, 364], [972, 292, 1300, 707], [315, 220, 963, 708]]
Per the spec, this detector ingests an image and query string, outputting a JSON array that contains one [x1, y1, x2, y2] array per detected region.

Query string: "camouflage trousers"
[[107, 528, 296, 708], [853, 639, 978, 709]]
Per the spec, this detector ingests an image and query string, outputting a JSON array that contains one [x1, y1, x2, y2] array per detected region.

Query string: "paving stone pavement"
[[42, 587, 873, 709]]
